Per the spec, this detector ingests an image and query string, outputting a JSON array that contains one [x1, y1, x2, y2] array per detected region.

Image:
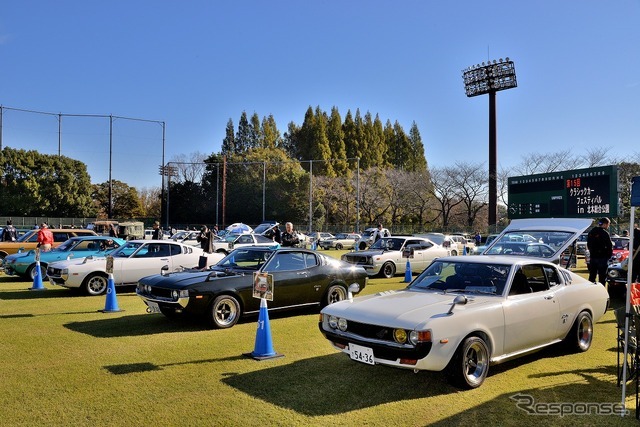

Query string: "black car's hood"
[[138, 267, 252, 289]]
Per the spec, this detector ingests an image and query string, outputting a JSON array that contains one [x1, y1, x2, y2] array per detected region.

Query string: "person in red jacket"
[[37, 223, 54, 251]]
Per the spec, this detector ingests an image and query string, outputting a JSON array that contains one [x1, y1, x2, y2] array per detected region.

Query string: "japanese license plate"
[[146, 301, 161, 314], [349, 343, 375, 365]]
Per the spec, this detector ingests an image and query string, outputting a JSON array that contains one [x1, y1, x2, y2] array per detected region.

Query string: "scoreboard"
[[508, 165, 619, 219]]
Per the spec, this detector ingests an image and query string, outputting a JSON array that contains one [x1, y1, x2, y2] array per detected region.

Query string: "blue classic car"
[[3, 236, 125, 280]]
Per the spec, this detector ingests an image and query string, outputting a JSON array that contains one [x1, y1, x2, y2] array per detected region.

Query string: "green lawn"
[[0, 254, 637, 426]]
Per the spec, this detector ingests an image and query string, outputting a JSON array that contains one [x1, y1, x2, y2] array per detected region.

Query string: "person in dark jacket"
[[587, 217, 613, 284], [151, 221, 163, 240], [196, 225, 215, 254], [280, 222, 299, 247]]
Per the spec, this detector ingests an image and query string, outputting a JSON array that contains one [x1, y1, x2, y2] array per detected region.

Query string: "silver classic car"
[[341, 236, 449, 278], [319, 219, 608, 389]]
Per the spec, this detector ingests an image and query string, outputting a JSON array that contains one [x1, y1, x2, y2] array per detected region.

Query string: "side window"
[[522, 264, 549, 293], [53, 232, 70, 242], [543, 265, 561, 288], [75, 241, 92, 251], [303, 253, 319, 268]]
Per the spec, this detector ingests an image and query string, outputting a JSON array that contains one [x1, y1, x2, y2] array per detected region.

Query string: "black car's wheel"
[[335, 243, 343, 250], [323, 284, 347, 307], [209, 295, 241, 329], [567, 311, 593, 352], [446, 336, 490, 389], [83, 273, 109, 296], [380, 261, 396, 279], [27, 263, 47, 280]]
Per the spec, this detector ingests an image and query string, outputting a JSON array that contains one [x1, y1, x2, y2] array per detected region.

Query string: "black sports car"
[[136, 247, 368, 328]]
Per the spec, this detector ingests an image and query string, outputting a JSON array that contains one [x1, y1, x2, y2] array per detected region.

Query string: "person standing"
[[197, 225, 215, 253], [109, 223, 118, 238], [272, 224, 282, 244], [2, 220, 17, 241], [587, 217, 613, 284], [37, 223, 54, 252], [474, 231, 482, 246], [281, 222, 299, 247], [151, 221, 163, 240]]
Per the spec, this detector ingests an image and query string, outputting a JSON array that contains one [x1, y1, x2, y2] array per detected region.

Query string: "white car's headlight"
[[328, 315, 338, 329]]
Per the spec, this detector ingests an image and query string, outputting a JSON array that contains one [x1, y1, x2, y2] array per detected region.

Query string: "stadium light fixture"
[[462, 57, 517, 229]]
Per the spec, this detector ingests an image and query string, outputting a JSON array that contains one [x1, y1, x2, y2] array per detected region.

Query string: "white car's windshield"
[[110, 241, 144, 257], [369, 237, 404, 251], [410, 261, 511, 295]]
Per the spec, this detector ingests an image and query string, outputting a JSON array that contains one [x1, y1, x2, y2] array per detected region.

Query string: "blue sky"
[[1, 1, 638, 189]]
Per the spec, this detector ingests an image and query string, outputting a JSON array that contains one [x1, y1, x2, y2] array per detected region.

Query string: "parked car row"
[[1, 218, 612, 391]]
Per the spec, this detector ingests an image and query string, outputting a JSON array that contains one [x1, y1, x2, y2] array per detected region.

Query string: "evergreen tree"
[[221, 119, 235, 155], [407, 121, 428, 172], [248, 112, 261, 150], [235, 111, 251, 153], [327, 107, 348, 175]]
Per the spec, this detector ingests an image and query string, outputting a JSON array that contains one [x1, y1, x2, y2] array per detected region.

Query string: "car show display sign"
[[106, 256, 114, 274], [508, 165, 619, 219], [252, 272, 274, 301]]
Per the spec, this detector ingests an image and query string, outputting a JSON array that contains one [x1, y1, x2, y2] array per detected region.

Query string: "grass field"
[[1, 252, 638, 426]]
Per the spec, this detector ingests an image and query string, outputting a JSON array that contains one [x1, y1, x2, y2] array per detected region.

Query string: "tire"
[[335, 243, 343, 250], [451, 250, 458, 256], [446, 336, 490, 389], [323, 284, 347, 307], [358, 242, 367, 251], [567, 311, 593, 352], [209, 295, 241, 329], [83, 273, 109, 296], [380, 261, 396, 279], [27, 263, 48, 280]]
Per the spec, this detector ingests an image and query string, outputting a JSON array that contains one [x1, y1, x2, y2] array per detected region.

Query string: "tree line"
[[2, 106, 639, 234]]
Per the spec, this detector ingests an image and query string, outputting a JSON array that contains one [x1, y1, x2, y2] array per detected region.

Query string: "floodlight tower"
[[462, 58, 517, 229]]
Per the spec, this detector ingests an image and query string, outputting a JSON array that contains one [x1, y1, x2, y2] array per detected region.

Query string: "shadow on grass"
[[428, 367, 631, 426], [105, 354, 246, 375], [220, 353, 456, 415], [64, 313, 209, 337], [0, 288, 76, 300]]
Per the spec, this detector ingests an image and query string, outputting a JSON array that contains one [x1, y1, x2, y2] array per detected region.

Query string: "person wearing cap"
[[586, 217, 613, 285], [37, 223, 54, 252], [151, 221, 163, 240]]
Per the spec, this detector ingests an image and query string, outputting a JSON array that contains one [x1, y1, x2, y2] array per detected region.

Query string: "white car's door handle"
[[544, 294, 555, 300]]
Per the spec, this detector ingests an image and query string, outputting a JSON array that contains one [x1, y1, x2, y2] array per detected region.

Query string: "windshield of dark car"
[[409, 261, 511, 295], [215, 249, 274, 270]]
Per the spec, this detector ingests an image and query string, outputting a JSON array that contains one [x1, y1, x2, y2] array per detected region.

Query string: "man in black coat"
[[587, 217, 613, 284]]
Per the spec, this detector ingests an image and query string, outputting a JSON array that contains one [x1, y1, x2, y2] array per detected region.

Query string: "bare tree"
[[582, 147, 612, 168], [169, 152, 208, 183], [451, 162, 488, 228], [429, 166, 464, 229]]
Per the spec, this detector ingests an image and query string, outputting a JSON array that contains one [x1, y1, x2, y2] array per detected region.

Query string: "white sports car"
[[46, 240, 224, 295], [319, 219, 609, 389]]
